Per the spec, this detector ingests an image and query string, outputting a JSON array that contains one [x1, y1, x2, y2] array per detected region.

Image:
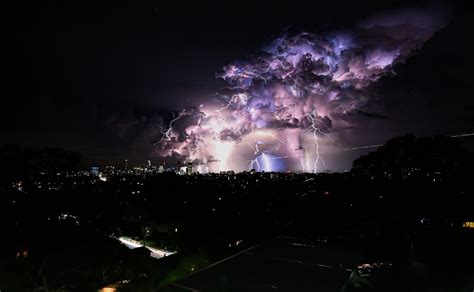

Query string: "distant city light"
[[462, 222, 474, 228]]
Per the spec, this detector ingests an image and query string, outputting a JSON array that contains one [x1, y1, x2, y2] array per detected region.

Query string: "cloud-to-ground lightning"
[[305, 113, 328, 172]]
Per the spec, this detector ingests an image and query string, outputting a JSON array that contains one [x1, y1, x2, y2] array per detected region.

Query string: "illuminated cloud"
[[152, 5, 449, 172]]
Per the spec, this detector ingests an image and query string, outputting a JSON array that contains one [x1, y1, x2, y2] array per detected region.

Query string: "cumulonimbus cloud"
[[143, 5, 450, 172]]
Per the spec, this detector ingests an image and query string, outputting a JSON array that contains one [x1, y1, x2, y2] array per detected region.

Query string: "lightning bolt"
[[334, 132, 474, 152], [154, 109, 186, 145], [248, 156, 261, 171], [247, 142, 261, 155], [450, 133, 474, 138], [248, 152, 272, 172], [215, 93, 248, 113], [305, 113, 328, 173], [248, 141, 262, 170]]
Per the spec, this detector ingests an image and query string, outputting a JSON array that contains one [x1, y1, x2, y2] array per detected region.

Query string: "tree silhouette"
[[352, 133, 472, 180]]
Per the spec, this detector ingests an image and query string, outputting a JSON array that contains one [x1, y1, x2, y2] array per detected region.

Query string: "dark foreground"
[[165, 236, 359, 292], [1, 135, 474, 291], [164, 229, 474, 292]]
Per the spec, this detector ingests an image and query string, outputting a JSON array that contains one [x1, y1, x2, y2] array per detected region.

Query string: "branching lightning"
[[305, 113, 328, 172], [157, 109, 186, 144], [215, 93, 248, 113]]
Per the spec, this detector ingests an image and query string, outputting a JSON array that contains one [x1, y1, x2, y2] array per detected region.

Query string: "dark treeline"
[[0, 144, 82, 183]]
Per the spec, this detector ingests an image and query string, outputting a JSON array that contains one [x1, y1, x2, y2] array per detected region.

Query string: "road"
[[118, 236, 175, 259]]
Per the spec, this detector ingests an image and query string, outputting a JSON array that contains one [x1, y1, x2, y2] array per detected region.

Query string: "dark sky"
[[2, 0, 473, 167]]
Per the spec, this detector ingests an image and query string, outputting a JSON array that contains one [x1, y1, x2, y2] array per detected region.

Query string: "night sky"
[[2, 0, 473, 170]]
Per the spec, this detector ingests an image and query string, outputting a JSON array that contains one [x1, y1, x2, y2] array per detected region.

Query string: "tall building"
[[186, 163, 193, 175], [179, 166, 187, 175], [158, 164, 164, 173]]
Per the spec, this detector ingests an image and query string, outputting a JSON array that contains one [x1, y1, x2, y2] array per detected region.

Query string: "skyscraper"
[[186, 163, 193, 175]]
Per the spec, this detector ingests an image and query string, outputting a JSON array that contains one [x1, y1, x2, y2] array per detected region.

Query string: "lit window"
[[462, 222, 474, 228]]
